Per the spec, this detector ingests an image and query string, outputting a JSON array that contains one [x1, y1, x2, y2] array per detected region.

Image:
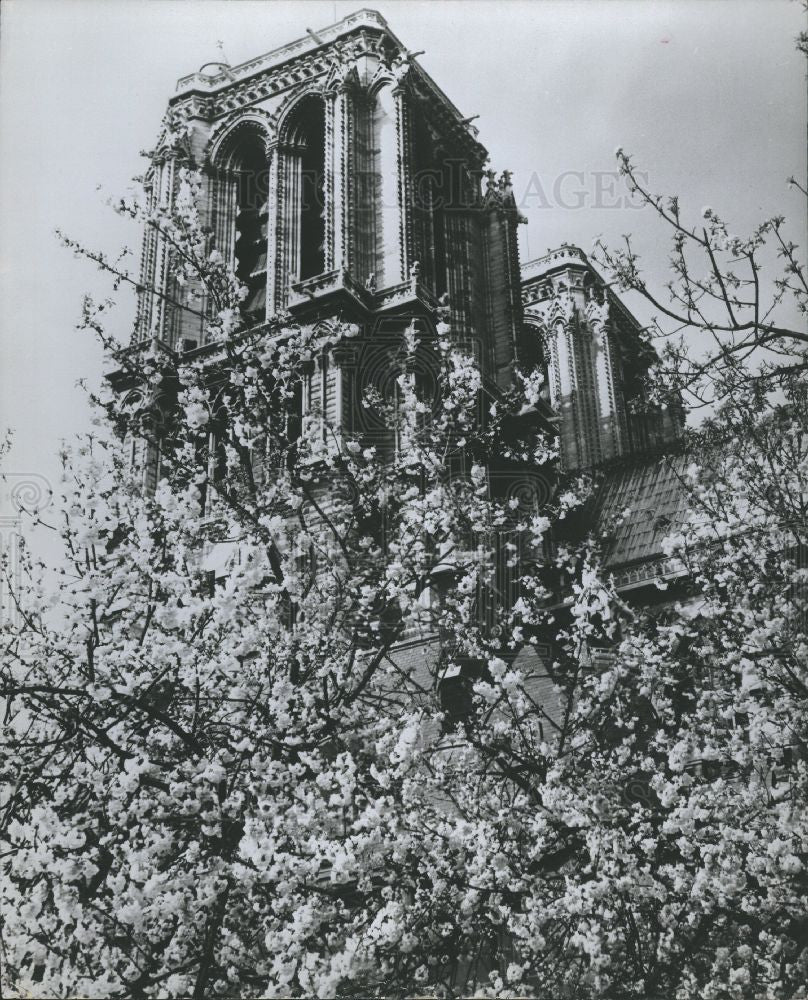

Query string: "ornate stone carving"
[[205, 109, 277, 167]]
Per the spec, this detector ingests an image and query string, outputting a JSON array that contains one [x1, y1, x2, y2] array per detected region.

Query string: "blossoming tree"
[[592, 150, 807, 411], [2, 148, 807, 1000]]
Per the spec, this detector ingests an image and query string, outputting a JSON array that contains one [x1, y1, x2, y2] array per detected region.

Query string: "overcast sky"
[[0, 0, 805, 558]]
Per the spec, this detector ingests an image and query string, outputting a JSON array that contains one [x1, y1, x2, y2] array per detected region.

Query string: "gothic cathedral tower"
[[521, 246, 683, 472], [129, 9, 681, 481], [133, 9, 526, 456]]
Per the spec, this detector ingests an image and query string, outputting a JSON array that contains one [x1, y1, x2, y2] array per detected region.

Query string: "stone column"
[[392, 79, 414, 284], [135, 170, 159, 341], [148, 155, 176, 344], [552, 318, 582, 471], [591, 311, 627, 461], [275, 141, 303, 309], [299, 357, 317, 452], [323, 91, 338, 273], [264, 142, 281, 316]]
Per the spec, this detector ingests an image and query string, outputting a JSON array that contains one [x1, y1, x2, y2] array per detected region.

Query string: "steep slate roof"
[[596, 452, 691, 588]]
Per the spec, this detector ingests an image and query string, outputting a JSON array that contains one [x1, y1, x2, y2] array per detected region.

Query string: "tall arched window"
[[281, 96, 326, 286], [517, 323, 551, 404], [430, 161, 448, 299], [234, 139, 269, 321], [411, 116, 449, 299], [213, 126, 270, 325], [121, 392, 145, 474], [120, 391, 163, 494]]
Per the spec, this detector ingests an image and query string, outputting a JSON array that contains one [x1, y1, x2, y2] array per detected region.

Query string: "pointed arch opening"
[[281, 95, 327, 287], [213, 123, 271, 324], [411, 115, 453, 300], [518, 321, 552, 407]]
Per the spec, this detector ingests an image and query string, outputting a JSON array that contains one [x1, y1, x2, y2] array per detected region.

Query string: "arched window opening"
[[431, 164, 448, 299], [120, 391, 165, 494], [232, 136, 269, 322], [283, 96, 326, 283], [412, 117, 448, 299], [582, 272, 605, 304], [121, 393, 145, 473], [299, 104, 325, 280], [517, 323, 551, 404]]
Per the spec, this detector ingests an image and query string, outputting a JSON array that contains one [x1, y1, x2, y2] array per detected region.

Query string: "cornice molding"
[[174, 10, 395, 96], [166, 19, 487, 163]]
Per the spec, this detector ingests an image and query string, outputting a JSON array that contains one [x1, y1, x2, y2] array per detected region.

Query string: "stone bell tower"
[[133, 8, 526, 452], [521, 245, 683, 471]]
